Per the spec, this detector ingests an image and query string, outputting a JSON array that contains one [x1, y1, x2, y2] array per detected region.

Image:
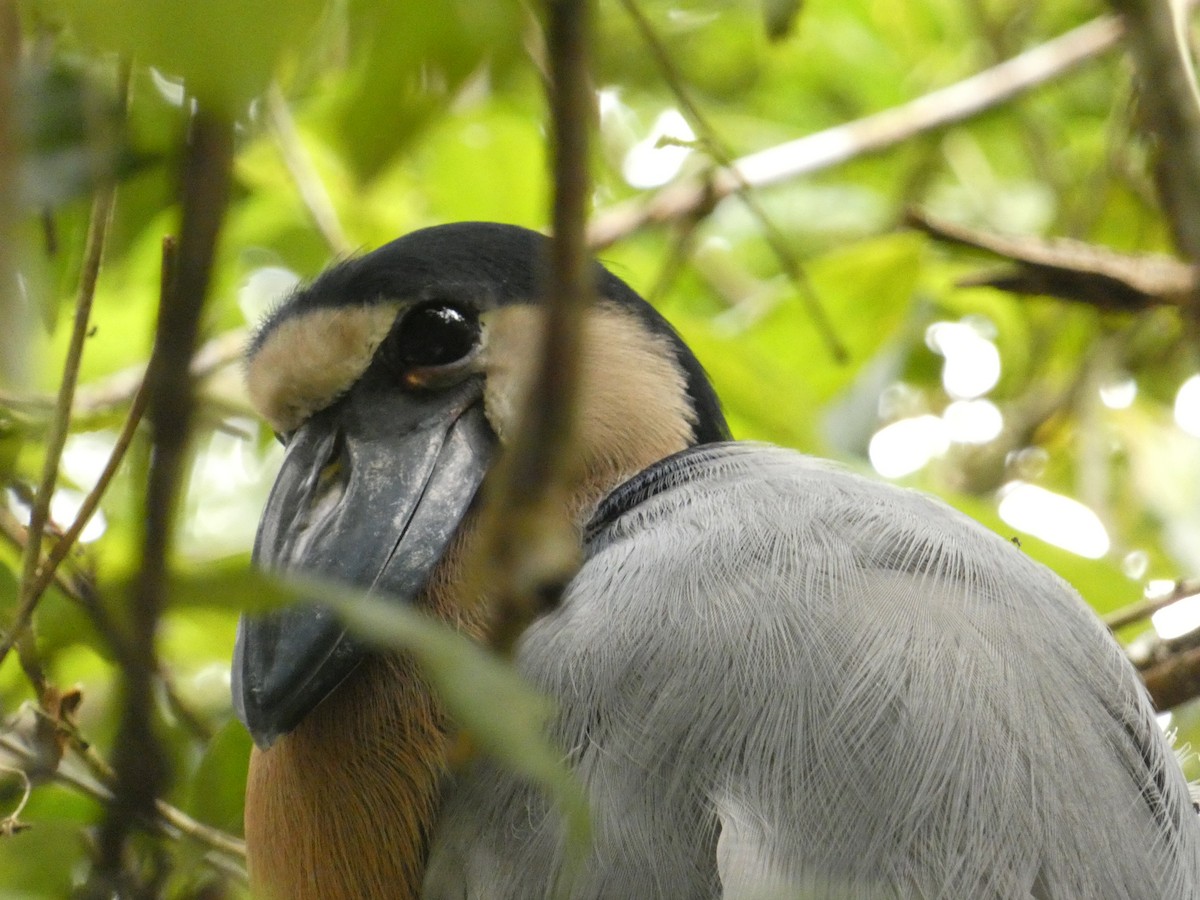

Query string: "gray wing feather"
[[426, 444, 1200, 898]]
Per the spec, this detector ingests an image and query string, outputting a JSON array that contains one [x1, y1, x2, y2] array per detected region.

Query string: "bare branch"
[[25, 351, 149, 606], [0, 328, 247, 425], [1108, 578, 1200, 631], [13, 240, 169, 627], [616, 0, 846, 362], [0, 730, 246, 880], [587, 15, 1124, 249], [1140, 642, 1200, 712], [907, 208, 1198, 311]]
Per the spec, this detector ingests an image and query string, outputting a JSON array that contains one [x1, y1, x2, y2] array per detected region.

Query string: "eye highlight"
[[382, 300, 482, 387]]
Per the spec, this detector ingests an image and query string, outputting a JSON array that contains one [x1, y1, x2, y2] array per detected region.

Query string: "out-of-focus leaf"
[[0, 554, 18, 608], [187, 719, 251, 836], [33, 585, 111, 661], [103, 556, 287, 614], [60, 0, 323, 116], [302, 575, 593, 868], [664, 232, 923, 450], [15, 59, 131, 212], [0, 818, 87, 896], [315, 0, 525, 180], [0, 410, 26, 481], [762, 0, 803, 42], [172, 560, 289, 614], [414, 105, 548, 227]]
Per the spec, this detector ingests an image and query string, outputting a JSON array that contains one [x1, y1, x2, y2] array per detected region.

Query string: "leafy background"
[[2, 0, 1200, 895]]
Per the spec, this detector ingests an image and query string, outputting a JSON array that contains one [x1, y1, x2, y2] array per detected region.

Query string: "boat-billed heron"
[[232, 222, 1200, 898]]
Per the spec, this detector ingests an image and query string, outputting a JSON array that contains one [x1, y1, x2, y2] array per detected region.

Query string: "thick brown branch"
[[1116, 580, 1200, 710], [587, 15, 1123, 250], [1108, 0, 1200, 272], [480, 0, 594, 656], [1140, 642, 1200, 712], [92, 111, 235, 889]]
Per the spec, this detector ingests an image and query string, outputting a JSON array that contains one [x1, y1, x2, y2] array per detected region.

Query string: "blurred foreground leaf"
[[304, 575, 593, 868], [61, 0, 323, 115]]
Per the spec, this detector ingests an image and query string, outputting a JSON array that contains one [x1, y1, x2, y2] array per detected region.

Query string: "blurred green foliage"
[[2, 0, 1200, 895]]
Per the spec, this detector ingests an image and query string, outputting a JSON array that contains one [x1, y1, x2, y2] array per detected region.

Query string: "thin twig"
[[93, 110, 235, 887], [266, 83, 353, 257], [479, 0, 594, 656], [0, 731, 246, 878], [27, 380, 150, 607], [587, 15, 1124, 249], [0, 761, 31, 834], [0, 327, 247, 424], [0, 499, 212, 745], [1108, 578, 1200, 631], [0, 502, 137, 670], [3, 154, 117, 684], [0, 508, 88, 611], [154, 795, 247, 862], [616, 0, 846, 362]]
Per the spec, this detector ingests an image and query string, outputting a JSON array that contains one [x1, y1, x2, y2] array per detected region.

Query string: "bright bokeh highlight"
[[998, 481, 1110, 559], [926, 320, 1001, 400], [622, 108, 695, 189], [1174, 374, 1200, 437], [1152, 585, 1200, 641], [868, 415, 949, 478], [942, 399, 1003, 444], [1100, 376, 1137, 410]]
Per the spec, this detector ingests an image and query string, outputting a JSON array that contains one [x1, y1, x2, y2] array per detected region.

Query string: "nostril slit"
[[302, 431, 349, 529]]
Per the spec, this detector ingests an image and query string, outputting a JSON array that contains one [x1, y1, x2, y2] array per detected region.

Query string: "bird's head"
[[232, 222, 728, 748]]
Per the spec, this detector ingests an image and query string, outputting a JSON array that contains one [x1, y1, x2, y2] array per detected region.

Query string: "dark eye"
[[389, 302, 480, 370]]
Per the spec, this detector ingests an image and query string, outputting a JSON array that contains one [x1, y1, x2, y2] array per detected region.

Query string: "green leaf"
[[103, 556, 290, 614], [188, 719, 252, 836], [60, 0, 324, 116], [294, 575, 593, 874]]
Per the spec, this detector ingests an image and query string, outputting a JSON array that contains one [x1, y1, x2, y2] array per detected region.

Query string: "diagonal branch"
[[587, 15, 1124, 249], [616, 0, 846, 362], [1107, 578, 1200, 631], [3, 148, 117, 686], [906, 208, 1198, 311]]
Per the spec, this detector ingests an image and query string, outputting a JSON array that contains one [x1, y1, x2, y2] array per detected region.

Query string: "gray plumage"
[[426, 443, 1200, 899]]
